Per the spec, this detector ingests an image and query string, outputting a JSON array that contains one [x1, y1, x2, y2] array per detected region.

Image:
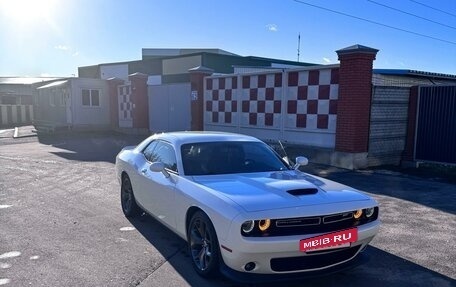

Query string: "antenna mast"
[[297, 33, 301, 62]]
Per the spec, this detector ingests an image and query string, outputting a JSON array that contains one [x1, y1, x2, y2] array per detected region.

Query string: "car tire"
[[121, 175, 140, 217], [187, 211, 220, 278]]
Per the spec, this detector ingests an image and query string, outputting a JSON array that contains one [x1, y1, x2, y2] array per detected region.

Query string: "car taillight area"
[[241, 207, 379, 237]]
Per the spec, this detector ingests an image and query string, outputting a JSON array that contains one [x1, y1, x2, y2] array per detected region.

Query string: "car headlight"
[[353, 209, 363, 219], [241, 220, 255, 233], [258, 219, 271, 231], [365, 207, 375, 218]]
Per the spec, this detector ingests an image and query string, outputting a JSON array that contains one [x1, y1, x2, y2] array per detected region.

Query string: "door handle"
[[141, 168, 147, 174]]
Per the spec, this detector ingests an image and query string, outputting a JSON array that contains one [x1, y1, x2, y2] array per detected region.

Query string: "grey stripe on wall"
[[0, 105, 34, 126]]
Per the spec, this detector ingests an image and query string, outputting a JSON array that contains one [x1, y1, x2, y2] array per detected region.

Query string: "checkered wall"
[[240, 73, 283, 128], [118, 84, 132, 121], [204, 67, 339, 132], [205, 76, 238, 125], [286, 68, 339, 131]]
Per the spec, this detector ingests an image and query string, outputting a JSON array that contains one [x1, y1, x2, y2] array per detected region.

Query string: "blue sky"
[[0, 0, 455, 77]]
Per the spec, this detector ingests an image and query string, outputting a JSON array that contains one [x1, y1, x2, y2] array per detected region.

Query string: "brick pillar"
[[128, 73, 149, 130], [333, 45, 378, 169], [107, 77, 124, 129], [189, 66, 213, 131]]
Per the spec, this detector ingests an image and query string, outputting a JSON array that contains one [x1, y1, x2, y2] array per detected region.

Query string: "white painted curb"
[[13, 127, 19, 138]]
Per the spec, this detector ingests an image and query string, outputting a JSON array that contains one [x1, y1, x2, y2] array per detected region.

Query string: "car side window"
[[142, 140, 159, 162], [143, 141, 178, 173], [154, 142, 178, 172]]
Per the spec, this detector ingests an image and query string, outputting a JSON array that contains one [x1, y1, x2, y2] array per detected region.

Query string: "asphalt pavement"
[[0, 127, 454, 287]]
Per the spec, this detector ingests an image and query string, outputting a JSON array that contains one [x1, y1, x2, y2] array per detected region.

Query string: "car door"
[[137, 140, 178, 229], [132, 140, 158, 212]]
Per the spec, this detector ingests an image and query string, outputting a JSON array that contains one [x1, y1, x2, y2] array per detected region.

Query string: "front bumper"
[[220, 251, 369, 284], [219, 220, 379, 276]]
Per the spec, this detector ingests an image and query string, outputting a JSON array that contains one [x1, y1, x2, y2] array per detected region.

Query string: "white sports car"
[[115, 132, 380, 282]]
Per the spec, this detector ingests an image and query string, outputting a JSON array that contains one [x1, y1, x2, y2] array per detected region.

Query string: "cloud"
[[266, 24, 278, 32], [54, 45, 69, 51], [40, 73, 52, 77], [54, 44, 80, 57], [323, 57, 331, 63]]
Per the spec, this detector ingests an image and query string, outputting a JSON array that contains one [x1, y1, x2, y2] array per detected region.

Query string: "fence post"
[[334, 45, 378, 169], [189, 66, 213, 131], [402, 86, 419, 167], [129, 73, 149, 130], [107, 77, 124, 129]]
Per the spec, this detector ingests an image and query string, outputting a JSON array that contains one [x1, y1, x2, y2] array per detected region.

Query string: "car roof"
[[152, 131, 262, 146]]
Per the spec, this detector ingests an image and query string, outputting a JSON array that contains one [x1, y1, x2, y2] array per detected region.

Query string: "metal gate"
[[118, 83, 133, 128], [415, 85, 456, 164], [148, 83, 191, 132]]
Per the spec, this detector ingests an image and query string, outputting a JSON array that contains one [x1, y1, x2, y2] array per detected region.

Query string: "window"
[[0, 95, 18, 105], [181, 141, 289, 175], [142, 140, 178, 172], [82, 89, 101, 107], [91, 90, 99, 106], [143, 141, 159, 162]]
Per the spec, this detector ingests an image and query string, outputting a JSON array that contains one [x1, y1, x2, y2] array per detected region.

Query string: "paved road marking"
[[120, 227, 136, 231], [0, 263, 11, 269], [0, 252, 21, 260], [0, 278, 11, 285]]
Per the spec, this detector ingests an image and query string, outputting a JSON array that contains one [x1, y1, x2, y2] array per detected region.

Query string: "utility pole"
[[297, 33, 301, 62]]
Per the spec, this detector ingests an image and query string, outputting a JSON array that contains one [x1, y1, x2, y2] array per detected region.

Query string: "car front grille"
[[242, 207, 378, 237], [276, 217, 321, 227], [270, 245, 361, 272]]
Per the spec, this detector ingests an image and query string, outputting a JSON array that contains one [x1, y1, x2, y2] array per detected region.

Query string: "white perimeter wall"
[[204, 66, 340, 148]]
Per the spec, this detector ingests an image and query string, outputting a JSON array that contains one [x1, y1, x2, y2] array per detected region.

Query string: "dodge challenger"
[[115, 131, 380, 282]]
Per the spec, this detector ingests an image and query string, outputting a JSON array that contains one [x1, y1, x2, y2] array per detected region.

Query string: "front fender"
[[172, 176, 243, 242]]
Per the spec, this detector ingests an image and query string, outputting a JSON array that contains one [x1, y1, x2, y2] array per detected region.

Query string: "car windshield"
[[181, 141, 290, 175]]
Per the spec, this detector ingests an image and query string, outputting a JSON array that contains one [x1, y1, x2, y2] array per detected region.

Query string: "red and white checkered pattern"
[[118, 83, 132, 121], [285, 68, 339, 131], [205, 76, 238, 125], [204, 68, 339, 131], [205, 73, 283, 128], [240, 73, 282, 128]]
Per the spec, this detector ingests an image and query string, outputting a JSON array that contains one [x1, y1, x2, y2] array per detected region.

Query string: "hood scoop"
[[287, 188, 318, 196]]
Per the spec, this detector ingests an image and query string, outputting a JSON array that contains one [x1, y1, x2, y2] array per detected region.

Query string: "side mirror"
[[149, 162, 170, 178], [293, 156, 308, 170]]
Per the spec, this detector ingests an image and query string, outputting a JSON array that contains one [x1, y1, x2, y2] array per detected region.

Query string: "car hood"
[[192, 171, 371, 212]]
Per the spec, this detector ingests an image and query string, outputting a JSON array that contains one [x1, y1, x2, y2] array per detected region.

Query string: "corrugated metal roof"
[[233, 66, 283, 74], [372, 74, 456, 87], [37, 80, 68, 89], [243, 56, 316, 67], [142, 48, 239, 58], [0, 77, 62, 85], [373, 69, 456, 79]]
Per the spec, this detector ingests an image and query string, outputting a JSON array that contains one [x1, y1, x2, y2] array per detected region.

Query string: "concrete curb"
[[13, 127, 19, 138], [12, 126, 37, 139]]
